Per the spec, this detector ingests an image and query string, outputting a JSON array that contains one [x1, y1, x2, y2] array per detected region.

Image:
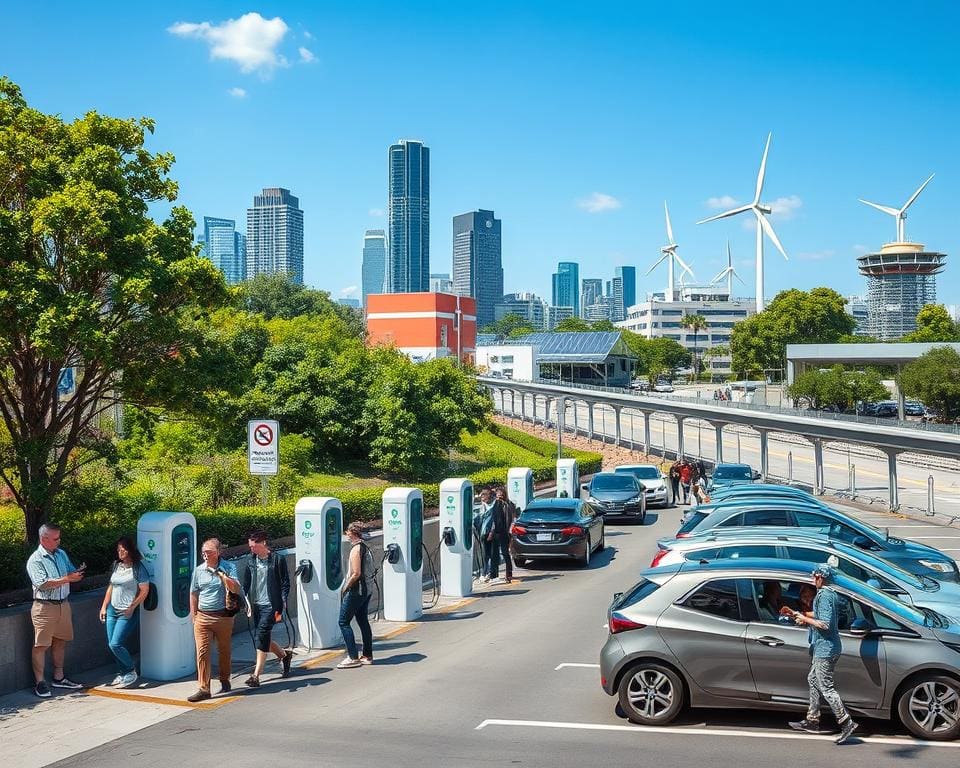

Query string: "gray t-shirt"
[[110, 563, 148, 610], [253, 556, 271, 607]]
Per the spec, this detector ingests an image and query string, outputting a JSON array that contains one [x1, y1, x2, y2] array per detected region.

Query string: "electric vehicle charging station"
[[556, 458, 579, 498], [438, 478, 473, 598], [382, 487, 424, 621], [295, 497, 344, 649], [507, 467, 534, 512], [137, 511, 196, 681]]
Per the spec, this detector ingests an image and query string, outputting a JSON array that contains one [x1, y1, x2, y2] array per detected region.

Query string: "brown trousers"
[[194, 611, 234, 691]]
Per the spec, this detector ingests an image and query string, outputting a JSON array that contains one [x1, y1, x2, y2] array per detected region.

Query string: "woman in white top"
[[98, 536, 149, 688]]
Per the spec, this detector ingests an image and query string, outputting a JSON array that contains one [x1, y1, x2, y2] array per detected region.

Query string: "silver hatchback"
[[600, 558, 960, 740]]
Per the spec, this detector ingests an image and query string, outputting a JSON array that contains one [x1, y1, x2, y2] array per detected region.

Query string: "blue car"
[[707, 463, 759, 492]]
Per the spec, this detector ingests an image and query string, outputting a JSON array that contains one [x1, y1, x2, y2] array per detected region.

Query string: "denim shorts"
[[251, 604, 277, 652]]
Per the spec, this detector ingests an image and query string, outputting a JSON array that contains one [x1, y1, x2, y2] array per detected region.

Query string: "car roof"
[[524, 498, 581, 510], [673, 528, 833, 545], [714, 463, 752, 469], [713, 483, 812, 494], [696, 499, 832, 516], [615, 464, 658, 470]]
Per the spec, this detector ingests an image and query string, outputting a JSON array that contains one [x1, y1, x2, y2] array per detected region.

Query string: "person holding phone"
[[241, 529, 292, 687], [98, 536, 150, 688], [26, 523, 86, 698]]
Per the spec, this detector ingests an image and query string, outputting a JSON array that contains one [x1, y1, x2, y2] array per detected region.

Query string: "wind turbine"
[[859, 174, 935, 244], [711, 241, 746, 298], [697, 133, 788, 312], [647, 201, 695, 302]]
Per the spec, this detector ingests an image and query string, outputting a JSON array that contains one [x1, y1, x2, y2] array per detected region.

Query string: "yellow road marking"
[[86, 687, 238, 709]]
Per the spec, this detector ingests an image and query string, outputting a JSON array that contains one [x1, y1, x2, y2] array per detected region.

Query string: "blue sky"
[[5, 2, 959, 304]]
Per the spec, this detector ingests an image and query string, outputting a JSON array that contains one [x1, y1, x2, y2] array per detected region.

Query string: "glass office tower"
[[201, 217, 245, 284], [552, 261, 580, 316], [362, 229, 387, 311], [246, 187, 304, 285], [388, 140, 430, 292], [452, 209, 503, 329]]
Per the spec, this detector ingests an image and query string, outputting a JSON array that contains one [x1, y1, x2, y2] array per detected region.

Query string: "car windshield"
[[592, 475, 638, 491], [519, 509, 577, 522], [713, 466, 752, 479], [677, 511, 709, 535], [841, 546, 939, 592], [834, 573, 932, 626], [619, 467, 660, 480]]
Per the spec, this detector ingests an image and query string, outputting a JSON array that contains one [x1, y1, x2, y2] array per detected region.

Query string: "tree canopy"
[[787, 365, 888, 411], [901, 304, 960, 343], [482, 313, 536, 338], [898, 346, 960, 422]]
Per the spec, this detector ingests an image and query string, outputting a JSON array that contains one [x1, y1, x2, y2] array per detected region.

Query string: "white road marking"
[[554, 663, 601, 670], [474, 718, 960, 748]]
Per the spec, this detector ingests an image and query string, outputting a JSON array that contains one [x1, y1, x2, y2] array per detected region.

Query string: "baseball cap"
[[811, 564, 834, 581]]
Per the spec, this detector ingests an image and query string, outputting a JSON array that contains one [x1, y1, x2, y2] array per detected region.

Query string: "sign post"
[[247, 420, 279, 506]]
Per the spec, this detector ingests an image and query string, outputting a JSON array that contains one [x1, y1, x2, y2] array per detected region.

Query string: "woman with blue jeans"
[[98, 536, 149, 688]]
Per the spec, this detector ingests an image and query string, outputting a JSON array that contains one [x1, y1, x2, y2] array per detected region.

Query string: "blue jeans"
[[105, 604, 139, 674], [339, 592, 372, 660]]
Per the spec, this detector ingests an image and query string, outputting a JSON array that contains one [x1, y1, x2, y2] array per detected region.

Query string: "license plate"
[[535, 533, 553, 542]]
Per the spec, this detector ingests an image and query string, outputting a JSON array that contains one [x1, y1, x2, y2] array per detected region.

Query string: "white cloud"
[[706, 195, 739, 210], [168, 12, 290, 76], [340, 285, 358, 296], [298, 46, 316, 64], [797, 249, 835, 262], [228, 87, 247, 98], [769, 195, 803, 220], [368, 208, 384, 217], [577, 192, 622, 214]]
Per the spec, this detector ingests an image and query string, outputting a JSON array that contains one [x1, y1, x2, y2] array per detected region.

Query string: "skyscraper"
[[362, 229, 387, 311], [452, 209, 503, 329], [246, 188, 304, 284], [616, 266, 637, 312], [608, 276, 625, 322], [582, 278, 603, 310], [552, 262, 580, 315], [200, 217, 246, 284], [388, 139, 430, 293]]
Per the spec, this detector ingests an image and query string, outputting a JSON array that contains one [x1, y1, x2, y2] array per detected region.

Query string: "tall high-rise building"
[[616, 266, 637, 311], [582, 278, 603, 310], [452, 209, 503, 329], [608, 276, 625, 322], [388, 139, 430, 293], [362, 229, 387, 311], [246, 188, 304, 284], [552, 262, 580, 316], [200, 217, 246, 284]]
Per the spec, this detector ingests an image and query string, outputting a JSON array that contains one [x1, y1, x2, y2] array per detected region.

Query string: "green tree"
[[680, 314, 709, 380], [590, 319, 617, 331], [898, 346, 960, 422], [237, 273, 363, 337], [788, 365, 888, 411], [618, 331, 690, 382], [0, 78, 229, 542], [553, 316, 592, 332], [902, 304, 960, 343], [483, 313, 536, 338]]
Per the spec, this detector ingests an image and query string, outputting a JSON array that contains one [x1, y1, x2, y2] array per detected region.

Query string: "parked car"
[[905, 400, 926, 417], [509, 498, 604, 568], [649, 529, 960, 620], [709, 483, 819, 503], [600, 558, 960, 740], [582, 472, 646, 523], [630, 380, 651, 392], [614, 464, 671, 508], [706, 462, 759, 492], [668, 499, 960, 581], [653, 381, 674, 393]]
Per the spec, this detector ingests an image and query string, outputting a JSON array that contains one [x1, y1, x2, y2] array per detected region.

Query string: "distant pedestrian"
[[679, 460, 693, 504], [26, 523, 86, 698], [242, 530, 293, 687], [668, 462, 681, 505], [479, 487, 506, 584], [337, 522, 375, 669], [98, 536, 149, 688], [496, 487, 517, 581], [187, 537, 241, 702], [786, 566, 858, 744]]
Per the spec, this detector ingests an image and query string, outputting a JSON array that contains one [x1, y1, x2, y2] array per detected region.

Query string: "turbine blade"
[[733, 269, 748, 286], [674, 253, 695, 278], [754, 132, 772, 205], [757, 212, 788, 260], [646, 252, 669, 275], [664, 200, 674, 244], [858, 199, 900, 217], [711, 267, 729, 283], [901, 173, 935, 212], [697, 204, 753, 225]]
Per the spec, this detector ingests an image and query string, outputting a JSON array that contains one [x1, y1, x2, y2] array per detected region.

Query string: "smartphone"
[[76, 562, 87, 572]]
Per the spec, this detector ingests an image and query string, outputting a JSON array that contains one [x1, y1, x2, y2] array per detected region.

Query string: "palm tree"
[[680, 314, 709, 382]]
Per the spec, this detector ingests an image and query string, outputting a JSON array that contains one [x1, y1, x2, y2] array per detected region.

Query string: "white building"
[[474, 344, 538, 381]]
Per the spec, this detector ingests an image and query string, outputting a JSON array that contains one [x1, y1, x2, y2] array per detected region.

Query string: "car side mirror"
[[752, 471, 761, 480], [612, 592, 624, 603], [849, 618, 874, 637]]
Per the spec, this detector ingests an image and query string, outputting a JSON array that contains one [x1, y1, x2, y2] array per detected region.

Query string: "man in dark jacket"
[[496, 487, 517, 582], [479, 487, 507, 584], [242, 529, 292, 687]]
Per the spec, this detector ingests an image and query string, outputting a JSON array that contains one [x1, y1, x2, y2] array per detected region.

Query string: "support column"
[[887, 450, 900, 511], [714, 423, 724, 464], [520, 392, 527, 422], [643, 412, 652, 455], [813, 438, 824, 495], [556, 397, 565, 459], [588, 403, 595, 440], [508, 390, 516, 417], [759, 430, 769, 482], [572, 401, 579, 437], [613, 406, 622, 446], [676, 416, 685, 460]]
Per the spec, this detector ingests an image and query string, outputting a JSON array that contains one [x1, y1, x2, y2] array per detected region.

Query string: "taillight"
[[676, 532, 691, 539], [510, 524, 527, 536], [560, 525, 584, 537], [609, 612, 646, 634], [650, 548, 669, 568]]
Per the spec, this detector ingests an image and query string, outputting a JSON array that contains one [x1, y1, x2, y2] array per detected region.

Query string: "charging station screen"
[[525, 475, 534, 510], [325, 508, 342, 590], [410, 497, 423, 572], [461, 487, 472, 550], [171, 524, 193, 617]]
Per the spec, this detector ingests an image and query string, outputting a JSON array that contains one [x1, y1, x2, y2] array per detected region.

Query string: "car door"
[[658, 578, 757, 700], [580, 504, 599, 551]]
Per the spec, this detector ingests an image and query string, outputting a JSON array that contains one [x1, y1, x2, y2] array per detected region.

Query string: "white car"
[[614, 464, 671, 508]]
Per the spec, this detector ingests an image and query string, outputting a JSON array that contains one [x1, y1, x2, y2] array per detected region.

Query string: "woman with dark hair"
[[98, 536, 149, 688]]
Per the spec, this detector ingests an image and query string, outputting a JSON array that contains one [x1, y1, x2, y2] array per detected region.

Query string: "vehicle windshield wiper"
[[918, 605, 947, 628]]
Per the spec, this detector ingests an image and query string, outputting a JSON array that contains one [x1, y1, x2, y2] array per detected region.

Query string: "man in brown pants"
[[187, 538, 241, 702]]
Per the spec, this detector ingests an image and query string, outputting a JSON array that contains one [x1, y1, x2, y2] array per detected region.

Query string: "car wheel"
[[597, 527, 605, 551], [618, 663, 684, 726], [513, 556, 527, 569], [581, 540, 591, 568], [897, 675, 960, 741]]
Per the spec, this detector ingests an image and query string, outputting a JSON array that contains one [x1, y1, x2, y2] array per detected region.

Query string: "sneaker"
[[219, 680, 232, 694], [480, 575, 491, 583], [788, 719, 821, 734], [119, 672, 138, 688], [336, 657, 362, 669], [835, 718, 858, 745], [491, 577, 507, 585], [186, 689, 211, 703], [108, 674, 124, 687], [360, 656, 374, 666], [281, 650, 293, 678], [244, 675, 260, 688], [51, 677, 83, 690], [34, 681, 51, 698]]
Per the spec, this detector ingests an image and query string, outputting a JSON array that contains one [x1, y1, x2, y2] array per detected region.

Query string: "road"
[[52, 498, 960, 768]]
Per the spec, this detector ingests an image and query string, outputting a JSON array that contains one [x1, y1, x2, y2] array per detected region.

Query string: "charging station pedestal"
[[295, 497, 344, 649], [507, 467, 535, 512], [382, 487, 423, 621], [438, 478, 473, 598], [556, 458, 579, 498], [138, 511, 196, 681]]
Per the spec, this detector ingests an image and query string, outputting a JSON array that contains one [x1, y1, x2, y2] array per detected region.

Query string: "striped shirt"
[[26, 546, 77, 601]]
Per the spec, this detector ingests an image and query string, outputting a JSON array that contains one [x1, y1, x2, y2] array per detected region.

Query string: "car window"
[[677, 511, 709, 535], [713, 466, 752, 480], [592, 475, 638, 491], [679, 579, 742, 621], [717, 512, 745, 527], [742, 510, 790, 526], [613, 578, 660, 610], [685, 546, 721, 562], [828, 522, 866, 545], [618, 467, 659, 479], [747, 578, 801, 624], [793, 511, 831, 529], [834, 592, 909, 633], [785, 546, 827, 564], [726, 544, 778, 559]]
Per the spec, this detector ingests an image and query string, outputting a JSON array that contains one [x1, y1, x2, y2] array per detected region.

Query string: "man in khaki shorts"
[[26, 524, 86, 698]]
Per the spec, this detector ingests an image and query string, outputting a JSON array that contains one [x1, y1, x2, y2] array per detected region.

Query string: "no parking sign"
[[247, 420, 279, 476]]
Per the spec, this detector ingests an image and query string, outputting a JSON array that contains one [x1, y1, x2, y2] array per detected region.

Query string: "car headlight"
[[587, 496, 600, 504], [629, 495, 643, 503], [919, 559, 954, 573]]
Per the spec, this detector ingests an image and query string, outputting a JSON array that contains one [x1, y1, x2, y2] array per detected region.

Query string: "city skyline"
[[452, 209, 503, 329]]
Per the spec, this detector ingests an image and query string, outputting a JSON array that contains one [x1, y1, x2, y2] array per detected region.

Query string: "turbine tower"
[[858, 174, 935, 244], [697, 133, 788, 312], [711, 241, 746, 298], [647, 201, 694, 302]]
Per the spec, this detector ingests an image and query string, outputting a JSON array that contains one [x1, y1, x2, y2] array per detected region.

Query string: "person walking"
[[187, 537, 241, 702], [26, 523, 86, 698], [785, 566, 858, 744], [668, 462, 681, 506], [679, 460, 693, 504], [495, 487, 517, 582], [336, 522, 375, 669], [478, 487, 505, 583], [242, 529, 293, 687], [98, 536, 149, 688]]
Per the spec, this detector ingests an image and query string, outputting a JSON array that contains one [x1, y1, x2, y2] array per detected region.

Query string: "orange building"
[[366, 292, 477, 364]]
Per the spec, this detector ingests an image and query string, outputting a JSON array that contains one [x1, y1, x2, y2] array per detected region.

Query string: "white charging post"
[[507, 467, 535, 512], [556, 458, 579, 498], [295, 497, 344, 649], [438, 478, 473, 598], [137, 511, 197, 681], [382, 487, 424, 621]]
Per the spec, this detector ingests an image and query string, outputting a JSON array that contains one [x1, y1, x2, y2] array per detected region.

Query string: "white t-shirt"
[[110, 563, 148, 610]]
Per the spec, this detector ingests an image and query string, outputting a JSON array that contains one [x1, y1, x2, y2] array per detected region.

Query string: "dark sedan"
[[583, 472, 646, 523], [510, 498, 604, 568]]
